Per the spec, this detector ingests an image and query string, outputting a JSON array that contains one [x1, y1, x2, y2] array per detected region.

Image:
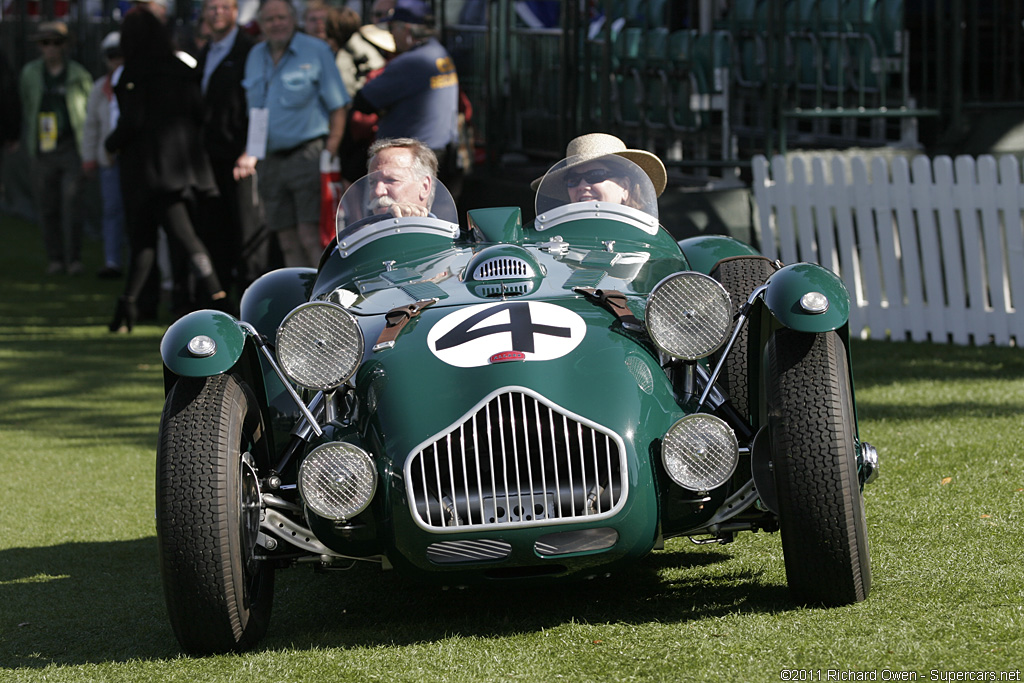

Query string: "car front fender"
[[239, 267, 318, 344], [677, 235, 762, 275], [160, 309, 250, 379], [762, 263, 850, 332]]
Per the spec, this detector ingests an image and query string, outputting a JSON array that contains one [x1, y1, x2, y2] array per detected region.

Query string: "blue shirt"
[[242, 32, 349, 153], [359, 38, 459, 150]]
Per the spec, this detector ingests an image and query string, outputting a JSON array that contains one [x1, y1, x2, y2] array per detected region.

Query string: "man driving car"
[[366, 137, 437, 217]]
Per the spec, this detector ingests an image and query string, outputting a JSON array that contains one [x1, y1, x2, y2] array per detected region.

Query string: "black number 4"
[[434, 302, 571, 353]]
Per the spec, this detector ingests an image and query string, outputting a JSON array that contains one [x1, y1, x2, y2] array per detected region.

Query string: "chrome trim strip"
[[534, 201, 659, 235], [337, 217, 460, 257]]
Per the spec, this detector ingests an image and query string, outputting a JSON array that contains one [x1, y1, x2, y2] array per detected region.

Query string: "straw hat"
[[530, 133, 668, 197], [30, 20, 70, 42], [360, 23, 396, 54], [101, 31, 121, 52]]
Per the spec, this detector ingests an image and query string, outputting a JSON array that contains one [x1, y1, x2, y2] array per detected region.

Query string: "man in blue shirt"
[[238, 0, 348, 267]]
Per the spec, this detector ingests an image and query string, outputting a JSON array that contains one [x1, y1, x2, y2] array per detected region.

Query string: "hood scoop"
[[473, 256, 534, 280], [467, 245, 541, 281], [464, 245, 544, 299]]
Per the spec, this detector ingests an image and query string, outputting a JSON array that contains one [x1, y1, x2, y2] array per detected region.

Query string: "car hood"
[[314, 240, 687, 317]]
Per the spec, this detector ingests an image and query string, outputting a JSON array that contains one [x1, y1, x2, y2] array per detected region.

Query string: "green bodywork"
[[159, 204, 855, 581], [677, 234, 761, 274]]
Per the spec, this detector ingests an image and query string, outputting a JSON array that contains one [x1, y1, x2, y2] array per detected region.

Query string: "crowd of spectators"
[[3, 0, 465, 333]]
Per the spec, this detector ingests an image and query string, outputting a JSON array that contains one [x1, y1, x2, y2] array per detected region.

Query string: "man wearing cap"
[[238, 0, 349, 267], [196, 0, 266, 296], [18, 21, 92, 275], [352, 0, 461, 196], [370, 0, 395, 24]]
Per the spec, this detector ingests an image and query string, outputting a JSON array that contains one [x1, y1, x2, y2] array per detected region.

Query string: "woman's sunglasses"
[[39, 39, 65, 47], [566, 168, 620, 187]]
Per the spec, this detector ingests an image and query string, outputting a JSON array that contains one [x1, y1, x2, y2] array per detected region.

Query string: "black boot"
[[108, 296, 137, 334]]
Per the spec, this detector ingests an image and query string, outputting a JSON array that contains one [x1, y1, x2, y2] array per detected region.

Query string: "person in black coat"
[[0, 50, 21, 213], [105, 7, 227, 332], [197, 0, 269, 298]]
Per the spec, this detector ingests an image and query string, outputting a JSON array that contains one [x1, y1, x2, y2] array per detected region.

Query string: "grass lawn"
[[1, 212, 1022, 682]]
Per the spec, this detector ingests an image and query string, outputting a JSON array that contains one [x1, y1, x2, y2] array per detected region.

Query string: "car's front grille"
[[406, 389, 627, 531]]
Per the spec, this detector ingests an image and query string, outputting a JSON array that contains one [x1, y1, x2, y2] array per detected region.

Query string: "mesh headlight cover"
[[646, 272, 732, 360], [662, 413, 739, 491], [277, 302, 364, 391], [298, 443, 377, 520]]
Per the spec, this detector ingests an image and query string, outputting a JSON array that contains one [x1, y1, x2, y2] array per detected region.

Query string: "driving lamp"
[[646, 272, 733, 360], [662, 413, 739, 491], [298, 443, 377, 520], [277, 302, 364, 391]]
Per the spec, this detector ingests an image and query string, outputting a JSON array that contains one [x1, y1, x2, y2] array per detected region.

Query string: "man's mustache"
[[368, 195, 395, 211]]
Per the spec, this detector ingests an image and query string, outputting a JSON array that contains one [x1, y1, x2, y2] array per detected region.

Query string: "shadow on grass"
[[0, 538, 178, 667], [0, 537, 794, 667], [851, 339, 1024, 388], [856, 400, 1024, 422], [261, 546, 795, 652], [0, 332, 165, 452], [264, 548, 794, 653]]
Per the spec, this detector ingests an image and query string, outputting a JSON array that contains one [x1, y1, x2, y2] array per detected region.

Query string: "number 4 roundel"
[[427, 301, 587, 368]]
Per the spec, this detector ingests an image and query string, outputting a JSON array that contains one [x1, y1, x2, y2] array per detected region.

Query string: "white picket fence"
[[751, 153, 1024, 346]]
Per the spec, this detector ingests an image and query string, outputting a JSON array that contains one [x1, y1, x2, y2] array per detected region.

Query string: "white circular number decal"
[[427, 301, 586, 368]]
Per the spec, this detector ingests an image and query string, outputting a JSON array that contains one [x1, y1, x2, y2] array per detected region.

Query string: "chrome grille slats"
[[562, 413, 575, 514], [473, 257, 534, 280], [427, 539, 512, 563], [477, 282, 531, 297], [406, 389, 627, 531]]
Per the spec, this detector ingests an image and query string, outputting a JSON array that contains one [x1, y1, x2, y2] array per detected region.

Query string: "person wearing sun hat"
[[19, 20, 93, 275], [533, 133, 668, 216]]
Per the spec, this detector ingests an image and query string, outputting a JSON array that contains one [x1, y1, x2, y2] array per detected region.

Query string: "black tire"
[[710, 256, 775, 421], [156, 374, 274, 654], [766, 329, 870, 606]]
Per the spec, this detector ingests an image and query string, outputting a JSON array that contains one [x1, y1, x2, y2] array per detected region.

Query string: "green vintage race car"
[[156, 156, 878, 654]]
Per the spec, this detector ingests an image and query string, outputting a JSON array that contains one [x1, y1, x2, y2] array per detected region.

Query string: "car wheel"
[[766, 329, 870, 606], [156, 374, 274, 654], [710, 256, 775, 421]]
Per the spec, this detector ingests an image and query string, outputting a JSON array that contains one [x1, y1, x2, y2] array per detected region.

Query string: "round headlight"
[[298, 443, 377, 520], [646, 272, 733, 360], [662, 413, 739, 491], [277, 302, 364, 391]]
